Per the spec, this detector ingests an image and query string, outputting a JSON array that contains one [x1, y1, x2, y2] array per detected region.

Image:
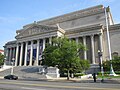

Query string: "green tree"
[[43, 37, 90, 80], [0, 53, 4, 66], [103, 56, 120, 72]]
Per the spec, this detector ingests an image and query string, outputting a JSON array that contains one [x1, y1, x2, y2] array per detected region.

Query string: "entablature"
[[65, 24, 103, 35]]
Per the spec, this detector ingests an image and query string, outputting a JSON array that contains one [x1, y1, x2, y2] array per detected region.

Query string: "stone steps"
[[0, 66, 46, 79]]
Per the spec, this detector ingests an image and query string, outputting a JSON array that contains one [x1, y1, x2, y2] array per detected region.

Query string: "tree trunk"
[[67, 70, 70, 80]]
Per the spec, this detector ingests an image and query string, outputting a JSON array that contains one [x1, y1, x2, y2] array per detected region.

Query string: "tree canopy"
[[42, 37, 90, 79], [0, 53, 4, 66]]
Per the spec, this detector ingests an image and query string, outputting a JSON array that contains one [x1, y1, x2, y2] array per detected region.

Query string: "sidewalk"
[[47, 77, 120, 84], [1, 76, 120, 84]]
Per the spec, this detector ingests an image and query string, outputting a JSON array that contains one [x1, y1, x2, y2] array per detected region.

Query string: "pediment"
[[16, 24, 58, 39]]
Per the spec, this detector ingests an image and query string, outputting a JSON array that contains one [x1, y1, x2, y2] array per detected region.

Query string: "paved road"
[[0, 79, 120, 90]]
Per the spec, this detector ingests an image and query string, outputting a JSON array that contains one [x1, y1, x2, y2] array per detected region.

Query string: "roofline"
[[23, 5, 104, 28]]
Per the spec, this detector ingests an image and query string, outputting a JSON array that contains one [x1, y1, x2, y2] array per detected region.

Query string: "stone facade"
[[4, 5, 120, 68]]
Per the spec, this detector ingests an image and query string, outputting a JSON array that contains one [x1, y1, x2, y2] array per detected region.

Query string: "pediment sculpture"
[[16, 24, 58, 38]]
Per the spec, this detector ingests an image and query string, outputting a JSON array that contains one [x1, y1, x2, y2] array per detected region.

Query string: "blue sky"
[[0, 0, 120, 49]]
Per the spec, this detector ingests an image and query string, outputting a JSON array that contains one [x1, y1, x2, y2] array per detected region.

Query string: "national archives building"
[[4, 5, 120, 67]]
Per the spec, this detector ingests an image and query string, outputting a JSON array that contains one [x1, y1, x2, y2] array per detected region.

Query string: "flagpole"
[[104, 7, 116, 76]]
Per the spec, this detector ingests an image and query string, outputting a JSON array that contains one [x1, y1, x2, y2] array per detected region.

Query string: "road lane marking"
[[22, 87, 46, 90], [0, 82, 119, 90]]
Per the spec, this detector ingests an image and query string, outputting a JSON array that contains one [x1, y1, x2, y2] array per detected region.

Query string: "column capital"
[[90, 34, 94, 37]]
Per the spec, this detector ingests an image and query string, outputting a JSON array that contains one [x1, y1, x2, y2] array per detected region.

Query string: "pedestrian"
[[93, 73, 96, 82]]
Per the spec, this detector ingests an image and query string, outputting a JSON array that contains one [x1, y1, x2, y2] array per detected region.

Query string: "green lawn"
[[97, 75, 120, 79]]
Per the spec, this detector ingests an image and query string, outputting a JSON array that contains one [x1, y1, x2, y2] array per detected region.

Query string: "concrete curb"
[[1, 76, 120, 84], [18, 77, 120, 84]]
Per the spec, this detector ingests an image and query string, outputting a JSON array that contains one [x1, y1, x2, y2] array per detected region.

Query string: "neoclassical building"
[[4, 5, 120, 67]]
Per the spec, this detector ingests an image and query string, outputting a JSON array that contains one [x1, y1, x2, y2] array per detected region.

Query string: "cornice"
[[5, 40, 17, 45], [36, 5, 104, 25], [65, 24, 103, 35], [109, 24, 120, 30], [16, 23, 56, 34]]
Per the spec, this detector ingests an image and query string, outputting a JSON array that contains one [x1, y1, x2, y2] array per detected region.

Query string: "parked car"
[[4, 75, 18, 80]]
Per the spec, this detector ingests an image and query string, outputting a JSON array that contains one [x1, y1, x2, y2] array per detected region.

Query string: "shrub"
[[103, 56, 120, 72]]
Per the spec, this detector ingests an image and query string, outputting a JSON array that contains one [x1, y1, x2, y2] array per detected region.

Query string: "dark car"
[[4, 75, 18, 80]]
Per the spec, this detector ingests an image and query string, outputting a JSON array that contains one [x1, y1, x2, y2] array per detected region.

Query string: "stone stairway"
[[86, 64, 100, 74], [0, 66, 47, 80]]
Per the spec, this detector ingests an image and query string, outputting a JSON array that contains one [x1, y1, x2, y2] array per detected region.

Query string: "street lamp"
[[98, 50, 104, 82], [11, 58, 15, 75], [104, 7, 117, 76], [109, 60, 117, 76]]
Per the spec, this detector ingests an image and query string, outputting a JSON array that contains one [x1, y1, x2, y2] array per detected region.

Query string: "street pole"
[[104, 7, 116, 76], [98, 50, 104, 82]]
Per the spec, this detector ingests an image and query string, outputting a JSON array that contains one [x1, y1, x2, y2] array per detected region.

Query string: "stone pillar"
[[9, 48, 12, 65], [5, 48, 9, 64], [36, 40, 40, 66], [15, 44, 19, 66], [49, 37, 52, 44], [43, 38, 45, 51], [91, 35, 95, 64], [12, 47, 15, 59], [29, 40, 33, 66], [19, 42, 23, 66], [99, 33, 103, 53], [76, 37, 79, 43], [12, 47, 16, 66], [24, 41, 28, 66], [83, 36, 87, 60]]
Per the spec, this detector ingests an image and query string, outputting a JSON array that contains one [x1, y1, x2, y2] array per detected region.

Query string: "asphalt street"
[[0, 79, 120, 90]]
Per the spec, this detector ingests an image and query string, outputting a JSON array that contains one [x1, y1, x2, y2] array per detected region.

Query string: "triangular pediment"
[[16, 24, 58, 39]]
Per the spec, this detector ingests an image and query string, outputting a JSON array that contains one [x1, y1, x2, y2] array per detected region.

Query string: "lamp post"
[[98, 50, 104, 82], [11, 58, 15, 75], [104, 7, 117, 76]]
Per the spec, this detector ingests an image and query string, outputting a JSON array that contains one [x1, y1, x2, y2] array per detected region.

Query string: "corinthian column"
[[9, 48, 12, 65], [83, 36, 87, 60], [99, 33, 103, 53], [49, 37, 52, 44], [76, 37, 79, 43], [19, 42, 23, 66], [12, 47, 15, 59], [6, 48, 9, 64], [43, 39, 45, 51], [15, 44, 19, 66], [29, 41, 33, 66], [24, 41, 28, 66], [36, 40, 40, 66], [91, 35, 95, 64]]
